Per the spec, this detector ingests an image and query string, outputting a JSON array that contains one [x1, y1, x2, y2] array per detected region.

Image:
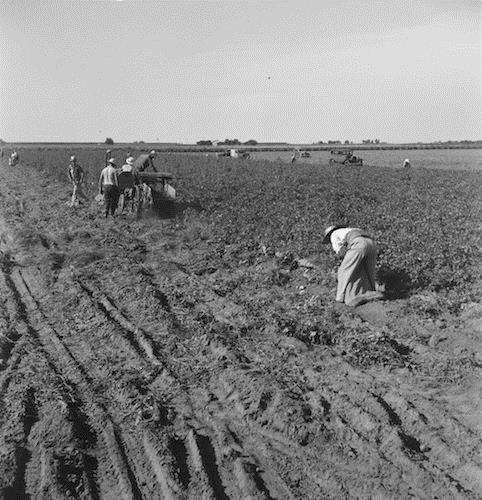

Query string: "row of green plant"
[[13, 148, 481, 309]]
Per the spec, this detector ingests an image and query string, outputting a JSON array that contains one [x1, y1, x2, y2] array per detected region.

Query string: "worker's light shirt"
[[330, 227, 357, 254], [121, 164, 133, 173]]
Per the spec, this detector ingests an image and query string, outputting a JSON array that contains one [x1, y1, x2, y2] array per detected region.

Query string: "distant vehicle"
[[230, 149, 250, 159], [329, 149, 363, 166], [216, 149, 250, 159], [300, 151, 311, 158]]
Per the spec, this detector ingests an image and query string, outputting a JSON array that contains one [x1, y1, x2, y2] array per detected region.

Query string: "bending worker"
[[323, 225, 383, 307], [134, 150, 157, 172], [98, 158, 119, 218]]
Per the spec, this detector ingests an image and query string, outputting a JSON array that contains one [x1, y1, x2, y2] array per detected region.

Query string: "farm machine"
[[329, 149, 363, 166], [117, 170, 176, 216]]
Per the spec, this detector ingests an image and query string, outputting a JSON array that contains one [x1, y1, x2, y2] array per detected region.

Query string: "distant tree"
[[344, 140, 351, 144], [197, 140, 213, 146], [105, 137, 114, 145], [244, 139, 258, 146], [0, 138, 6, 144], [223, 138, 241, 145]]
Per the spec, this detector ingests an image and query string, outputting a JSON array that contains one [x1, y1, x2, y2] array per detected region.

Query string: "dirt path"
[[0, 160, 480, 499]]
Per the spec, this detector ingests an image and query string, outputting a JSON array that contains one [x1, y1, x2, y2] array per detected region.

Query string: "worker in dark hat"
[[323, 225, 383, 307], [133, 150, 157, 172], [98, 158, 119, 217]]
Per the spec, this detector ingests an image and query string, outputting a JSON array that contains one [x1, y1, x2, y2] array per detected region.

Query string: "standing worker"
[[403, 158, 411, 168], [68, 155, 85, 206], [9, 151, 19, 166], [290, 149, 300, 163], [134, 150, 157, 172], [323, 225, 383, 307], [117, 157, 136, 213], [98, 158, 119, 218]]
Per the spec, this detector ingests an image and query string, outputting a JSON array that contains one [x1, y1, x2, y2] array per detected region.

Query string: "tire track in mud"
[[74, 280, 164, 366], [64, 247, 481, 497], [305, 358, 481, 496], [6, 264, 279, 499], [73, 278, 280, 499], [126, 258, 474, 497], [59, 264, 295, 498], [1, 265, 146, 499], [207, 334, 481, 498], [1, 387, 38, 500]]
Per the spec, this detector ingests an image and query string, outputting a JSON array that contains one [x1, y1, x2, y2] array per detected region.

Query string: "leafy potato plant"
[[13, 147, 481, 310]]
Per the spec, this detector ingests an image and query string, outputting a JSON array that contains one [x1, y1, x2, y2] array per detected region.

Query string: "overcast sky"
[[0, 0, 480, 143]]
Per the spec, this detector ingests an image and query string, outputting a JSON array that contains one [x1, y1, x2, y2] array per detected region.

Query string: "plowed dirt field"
[[0, 154, 481, 499]]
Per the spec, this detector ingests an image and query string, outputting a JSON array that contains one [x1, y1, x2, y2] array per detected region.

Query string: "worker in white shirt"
[[98, 158, 119, 217], [323, 225, 383, 307], [121, 156, 135, 173]]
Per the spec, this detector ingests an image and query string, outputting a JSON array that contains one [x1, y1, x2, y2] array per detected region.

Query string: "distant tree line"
[[196, 139, 258, 146]]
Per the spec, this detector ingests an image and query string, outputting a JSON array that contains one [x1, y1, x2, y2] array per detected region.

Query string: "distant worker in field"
[[134, 150, 157, 172], [9, 151, 19, 166], [403, 158, 411, 168], [323, 225, 383, 307], [290, 149, 300, 163], [68, 155, 86, 206], [98, 158, 119, 218]]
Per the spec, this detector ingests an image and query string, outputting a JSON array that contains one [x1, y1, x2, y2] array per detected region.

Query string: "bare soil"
[[0, 159, 480, 499]]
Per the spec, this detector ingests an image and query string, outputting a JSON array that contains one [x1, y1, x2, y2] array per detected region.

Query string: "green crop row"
[[12, 147, 482, 310]]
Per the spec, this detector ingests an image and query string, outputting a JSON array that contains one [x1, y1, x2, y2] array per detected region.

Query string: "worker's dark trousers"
[[103, 185, 119, 217]]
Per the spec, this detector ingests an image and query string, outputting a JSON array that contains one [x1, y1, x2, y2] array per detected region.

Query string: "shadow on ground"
[[378, 266, 413, 299]]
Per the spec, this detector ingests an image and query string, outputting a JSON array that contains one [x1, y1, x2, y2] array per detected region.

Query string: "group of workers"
[[68, 150, 157, 217]]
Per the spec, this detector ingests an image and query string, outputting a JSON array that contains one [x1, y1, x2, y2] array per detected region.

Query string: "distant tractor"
[[329, 149, 363, 166], [230, 149, 250, 159]]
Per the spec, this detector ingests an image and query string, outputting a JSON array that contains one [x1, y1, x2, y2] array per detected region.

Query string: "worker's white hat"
[[70, 155, 76, 162], [126, 156, 134, 165], [322, 225, 346, 244], [107, 158, 116, 165], [149, 150, 156, 156]]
